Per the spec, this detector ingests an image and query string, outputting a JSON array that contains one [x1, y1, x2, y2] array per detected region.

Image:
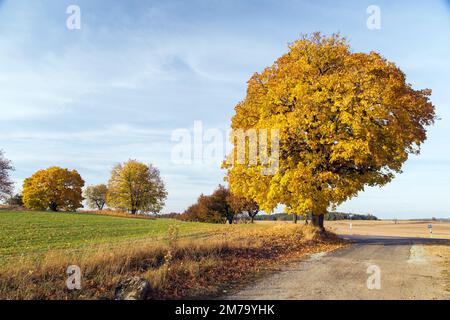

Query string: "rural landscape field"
[[0, 209, 346, 299], [328, 220, 450, 239], [1, 209, 449, 300], [1, 0, 450, 313]]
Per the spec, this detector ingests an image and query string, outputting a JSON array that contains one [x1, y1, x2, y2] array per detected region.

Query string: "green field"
[[0, 210, 242, 262]]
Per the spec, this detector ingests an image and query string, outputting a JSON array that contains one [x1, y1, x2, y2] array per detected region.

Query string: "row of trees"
[[0, 155, 167, 214], [180, 185, 259, 224], [253, 212, 378, 221]]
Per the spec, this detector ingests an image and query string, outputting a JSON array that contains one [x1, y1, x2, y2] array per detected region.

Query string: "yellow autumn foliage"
[[23, 167, 84, 211], [224, 33, 435, 224], [106, 160, 167, 214]]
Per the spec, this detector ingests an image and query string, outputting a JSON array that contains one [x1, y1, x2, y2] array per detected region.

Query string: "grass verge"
[[0, 223, 346, 299]]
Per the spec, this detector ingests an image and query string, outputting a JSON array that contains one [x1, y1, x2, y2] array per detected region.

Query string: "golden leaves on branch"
[[23, 167, 84, 211], [224, 33, 435, 218]]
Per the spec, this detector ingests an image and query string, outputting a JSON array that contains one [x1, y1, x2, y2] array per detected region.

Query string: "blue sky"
[[0, 0, 449, 218]]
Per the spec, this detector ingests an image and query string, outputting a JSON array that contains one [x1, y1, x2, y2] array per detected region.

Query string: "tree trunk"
[[311, 214, 324, 230], [96, 200, 105, 211], [49, 202, 58, 212], [131, 208, 137, 215], [249, 211, 257, 223], [293, 214, 298, 224]]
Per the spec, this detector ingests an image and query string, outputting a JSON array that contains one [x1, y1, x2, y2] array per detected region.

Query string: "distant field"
[[326, 220, 450, 239], [0, 210, 267, 262]]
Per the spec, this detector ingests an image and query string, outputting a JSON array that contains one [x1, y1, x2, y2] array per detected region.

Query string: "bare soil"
[[327, 220, 450, 239]]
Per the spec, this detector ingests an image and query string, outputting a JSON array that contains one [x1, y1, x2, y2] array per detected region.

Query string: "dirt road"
[[226, 235, 450, 300]]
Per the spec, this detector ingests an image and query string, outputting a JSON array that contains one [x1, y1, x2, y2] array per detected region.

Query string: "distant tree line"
[[324, 212, 378, 221], [254, 212, 378, 221]]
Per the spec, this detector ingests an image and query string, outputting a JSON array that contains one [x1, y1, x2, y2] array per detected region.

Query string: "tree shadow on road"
[[341, 235, 450, 246]]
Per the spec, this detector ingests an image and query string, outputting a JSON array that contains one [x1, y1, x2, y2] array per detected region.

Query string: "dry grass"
[[0, 224, 346, 300], [324, 220, 450, 239], [424, 245, 450, 292]]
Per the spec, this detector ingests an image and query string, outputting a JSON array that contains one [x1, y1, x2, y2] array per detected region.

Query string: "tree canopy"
[[180, 185, 237, 224], [228, 193, 260, 223], [181, 194, 223, 223], [22, 167, 84, 211], [0, 150, 14, 201], [209, 185, 236, 224], [224, 33, 435, 229], [6, 193, 23, 207], [84, 184, 108, 210], [106, 160, 167, 214]]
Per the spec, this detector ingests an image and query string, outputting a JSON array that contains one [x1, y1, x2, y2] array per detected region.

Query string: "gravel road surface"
[[226, 235, 449, 300]]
